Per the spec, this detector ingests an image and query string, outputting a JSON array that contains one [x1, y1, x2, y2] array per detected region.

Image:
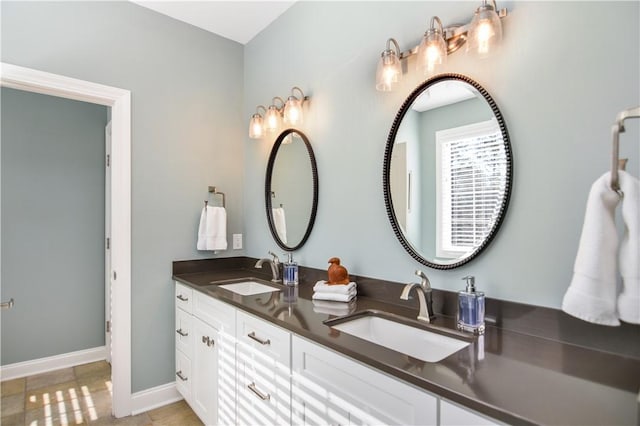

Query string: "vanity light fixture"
[[375, 38, 402, 92], [249, 105, 267, 139], [375, 0, 508, 91], [416, 16, 447, 76], [249, 88, 310, 139]]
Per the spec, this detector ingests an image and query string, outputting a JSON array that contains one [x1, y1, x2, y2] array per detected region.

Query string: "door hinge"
[[106, 237, 110, 249], [106, 154, 110, 167], [106, 320, 111, 333]]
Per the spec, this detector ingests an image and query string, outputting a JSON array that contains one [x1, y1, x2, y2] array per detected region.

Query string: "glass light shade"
[[467, 5, 502, 58], [284, 96, 303, 125], [375, 51, 401, 92], [249, 113, 264, 139], [416, 31, 447, 75], [265, 105, 282, 133]]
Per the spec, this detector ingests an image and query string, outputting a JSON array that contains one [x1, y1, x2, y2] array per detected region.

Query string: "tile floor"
[[1, 361, 203, 425]]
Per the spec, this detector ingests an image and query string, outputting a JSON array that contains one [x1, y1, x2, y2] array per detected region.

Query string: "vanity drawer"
[[175, 307, 193, 356], [193, 291, 236, 333], [175, 282, 193, 313], [175, 348, 192, 402], [236, 310, 290, 367]]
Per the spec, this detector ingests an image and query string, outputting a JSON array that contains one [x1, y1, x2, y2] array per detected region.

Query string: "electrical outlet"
[[233, 234, 242, 250]]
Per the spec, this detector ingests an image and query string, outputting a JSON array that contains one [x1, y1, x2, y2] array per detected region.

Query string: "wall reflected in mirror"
[[266, 129, 318, 251], [384, 74, 512, 269]]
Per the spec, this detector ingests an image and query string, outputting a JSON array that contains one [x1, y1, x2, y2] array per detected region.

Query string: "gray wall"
[[1, 88, 108, 364], [244, 1, 640, 308], [1, 2, 244, 391]]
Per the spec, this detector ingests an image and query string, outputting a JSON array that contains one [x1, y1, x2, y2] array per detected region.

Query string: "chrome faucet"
[[255, 251, 281, 283], [400, 269, 435, 323]]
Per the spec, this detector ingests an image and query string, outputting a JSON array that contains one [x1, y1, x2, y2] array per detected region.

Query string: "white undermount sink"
[[216, 281, 281, 296], [327, 312, 470, 363]]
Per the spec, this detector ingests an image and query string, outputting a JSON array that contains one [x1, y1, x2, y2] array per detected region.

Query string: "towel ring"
[[205, 186, 225, 208], [611, 106, 640, 196]]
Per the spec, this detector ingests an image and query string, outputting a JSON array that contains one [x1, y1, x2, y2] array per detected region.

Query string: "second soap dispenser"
[[457, 275, 485, 335]]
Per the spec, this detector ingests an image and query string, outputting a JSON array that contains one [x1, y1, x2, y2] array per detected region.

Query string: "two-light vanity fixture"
[[249, 87, 309, 139], [376, 0, 508, 92]]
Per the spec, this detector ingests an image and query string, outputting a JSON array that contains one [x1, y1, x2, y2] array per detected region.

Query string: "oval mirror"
[[383, 74, 512, 269], [265, 129, 318, 251]]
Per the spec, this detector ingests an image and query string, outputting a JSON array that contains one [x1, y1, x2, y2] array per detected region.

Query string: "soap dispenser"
[[283, 253, 299, 286], [457, 275, 485, 335]]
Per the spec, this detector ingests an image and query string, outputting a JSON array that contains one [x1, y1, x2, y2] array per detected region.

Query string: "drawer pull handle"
[[176, 294, 189, 302], [247, 331, 270, 346], [176, 329, 188, 337], [247, 382, 270, 401], [202, 335, 214, 347], [176, 371, 188, 381]]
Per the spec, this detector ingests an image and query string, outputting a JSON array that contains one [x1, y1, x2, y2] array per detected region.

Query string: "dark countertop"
[[173, 264, 640, 426]]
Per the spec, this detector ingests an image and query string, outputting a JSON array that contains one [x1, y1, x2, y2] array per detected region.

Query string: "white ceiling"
[[131, 1, 297, 45]]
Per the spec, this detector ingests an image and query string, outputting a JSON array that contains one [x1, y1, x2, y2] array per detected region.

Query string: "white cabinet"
[[292, 335, 437, 426], [440, 400, 502, 426], [174, 283, 194, 404], [191, 316, 218, 425], [235, 310, 291, 426]]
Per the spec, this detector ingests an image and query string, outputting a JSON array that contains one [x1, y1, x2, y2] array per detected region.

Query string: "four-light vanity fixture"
[[249, 86, 309, 139], [376, 0, 508, 91]]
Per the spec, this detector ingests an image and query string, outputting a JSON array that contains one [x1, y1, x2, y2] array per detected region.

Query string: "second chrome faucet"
[[400, 270, 435, 323]]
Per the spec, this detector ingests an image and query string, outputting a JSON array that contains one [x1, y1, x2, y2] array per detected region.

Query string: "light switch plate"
[[233, 234, 242, 250]]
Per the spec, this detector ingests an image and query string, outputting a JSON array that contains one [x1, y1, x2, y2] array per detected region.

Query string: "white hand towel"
[[312, 290, 357, 303], [312, 299, 356, 317], [313, 281, 357, 294], [197, 206, 227, 251], [617, 171, 640, 324], [272, 207, 287, 244], [562, 172, 621, 326]]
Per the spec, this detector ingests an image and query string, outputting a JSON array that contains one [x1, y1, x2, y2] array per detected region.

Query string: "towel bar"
[[611, 106, 640, 194], [205, 186, 225, 208]]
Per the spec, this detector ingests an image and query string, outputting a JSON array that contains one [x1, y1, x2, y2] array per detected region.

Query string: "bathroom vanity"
[[172, 258, 640, 426]]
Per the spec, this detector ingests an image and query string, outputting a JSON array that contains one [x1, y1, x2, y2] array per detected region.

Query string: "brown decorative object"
[[327, 257, 350, 285]]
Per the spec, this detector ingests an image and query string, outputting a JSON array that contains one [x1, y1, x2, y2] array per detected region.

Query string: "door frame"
[[1, 62, 132, 417]]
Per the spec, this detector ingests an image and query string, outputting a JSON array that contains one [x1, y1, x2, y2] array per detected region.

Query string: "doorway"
[[1, 62, 132, 417]]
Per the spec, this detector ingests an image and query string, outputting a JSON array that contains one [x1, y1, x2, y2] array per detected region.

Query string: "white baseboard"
[[131, 382, 182, 415], [0, 346, 107, 381]]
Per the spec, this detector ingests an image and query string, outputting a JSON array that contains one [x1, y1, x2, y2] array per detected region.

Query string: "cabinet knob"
[[202, 335, 214, 347], [176, 371, 188, 381], [176, 294, 189, 302], [176, 328, 188, 337]]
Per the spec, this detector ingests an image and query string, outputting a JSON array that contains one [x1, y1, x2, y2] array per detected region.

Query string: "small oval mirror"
[[265, 129, 318, 251], [383, 74, 513, 269]]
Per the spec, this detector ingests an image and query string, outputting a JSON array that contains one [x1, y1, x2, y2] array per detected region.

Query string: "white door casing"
[[105, 121, 112, 364], [0, 62, 132, 417]]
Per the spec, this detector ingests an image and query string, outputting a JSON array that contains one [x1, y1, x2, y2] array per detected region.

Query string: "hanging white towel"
[[313, 280, 357, 294], [272, 207, 287, 244], [562, 172, 621, 326], [617, 171, 640, 324], [197, 206, 227, 251]]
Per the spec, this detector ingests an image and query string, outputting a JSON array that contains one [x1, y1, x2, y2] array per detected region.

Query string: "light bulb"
[[417, 17, 447, 76], [467, 2, 502, 58], [376, 38, 402, 92], [265, 105, 281, 133], [249, 113, 264, 139], [284, 96, 303, 125]]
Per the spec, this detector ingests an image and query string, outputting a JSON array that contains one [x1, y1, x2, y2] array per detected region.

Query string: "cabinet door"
[[292, 336, 437, 426], [192, 317, 219, 426], [440, 400, 501, 426]]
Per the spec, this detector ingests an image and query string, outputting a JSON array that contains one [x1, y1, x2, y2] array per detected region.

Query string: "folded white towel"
[[562, 172, 621, 326], [313, 281, 357, 294], [617, 171, 640, 324], [197, 206, 227, 251], [312, 290, 356, 303], [272, 207, 287, 244], [312, 299, 356, 317]]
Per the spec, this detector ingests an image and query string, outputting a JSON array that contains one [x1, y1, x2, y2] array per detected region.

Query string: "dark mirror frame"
[[265, 129, 319, 251], [383, 73, 513, 269]]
